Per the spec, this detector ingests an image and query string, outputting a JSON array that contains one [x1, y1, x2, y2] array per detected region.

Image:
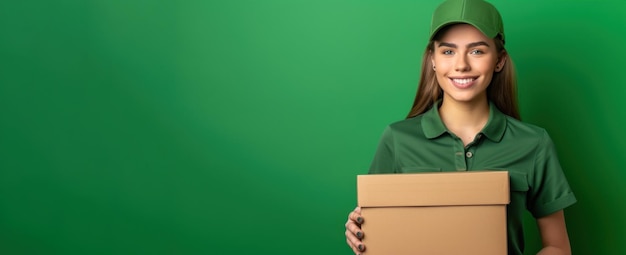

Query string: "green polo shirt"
[[369, 102, 577, 255]]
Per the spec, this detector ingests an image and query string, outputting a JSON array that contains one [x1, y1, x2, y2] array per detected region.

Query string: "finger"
[[348, 208, 364, 224], [346, 230, 366, 254], [346, 207, 366, 254], [346, 234, 358, 254], [346, 220, 364, 239]]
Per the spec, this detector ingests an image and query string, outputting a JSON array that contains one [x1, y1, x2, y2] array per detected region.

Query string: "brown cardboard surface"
[[357, 171, 509, 255]]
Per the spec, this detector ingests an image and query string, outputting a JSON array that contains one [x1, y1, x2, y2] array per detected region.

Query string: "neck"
[[438, 98, 490, 145]]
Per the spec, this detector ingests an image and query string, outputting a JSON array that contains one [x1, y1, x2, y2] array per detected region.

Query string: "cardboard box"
[[357, 171, 509, 255]]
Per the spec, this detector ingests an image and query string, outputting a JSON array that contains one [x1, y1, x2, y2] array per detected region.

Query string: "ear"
[[495, 51, 508, 72], [431, 56, 435, 70]]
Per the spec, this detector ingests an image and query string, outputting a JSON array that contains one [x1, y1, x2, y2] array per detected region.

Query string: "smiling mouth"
[[451, 78, 475, 85], [448, 77, 478, 89]]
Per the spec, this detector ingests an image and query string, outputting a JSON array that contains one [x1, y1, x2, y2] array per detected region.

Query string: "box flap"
[[358, 171, 509, 207]]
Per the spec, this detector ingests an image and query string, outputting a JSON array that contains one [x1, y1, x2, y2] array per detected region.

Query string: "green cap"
[[430, 0, 505, 43]]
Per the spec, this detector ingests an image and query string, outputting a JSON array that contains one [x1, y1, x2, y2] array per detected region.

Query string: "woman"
[[344, 0, 576, 254]]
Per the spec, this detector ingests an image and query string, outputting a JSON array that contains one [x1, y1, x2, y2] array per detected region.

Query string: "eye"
[[442, 49, 454, 55], [470, 49, 484, 55]]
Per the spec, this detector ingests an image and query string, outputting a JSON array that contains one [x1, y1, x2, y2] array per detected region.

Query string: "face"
[[431, 24, 505, 105]]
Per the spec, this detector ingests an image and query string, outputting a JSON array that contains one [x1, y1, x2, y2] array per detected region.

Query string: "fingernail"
[[356, 217, 363, 224], [356, 231, 363, 238], [358, 244, 364, 251]]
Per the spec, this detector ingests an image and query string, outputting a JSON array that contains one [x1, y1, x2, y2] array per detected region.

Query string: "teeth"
[[452, 78, 474, 84]]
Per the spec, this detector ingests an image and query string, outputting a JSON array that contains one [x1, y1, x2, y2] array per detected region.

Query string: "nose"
[[455, 54, 470, 72]]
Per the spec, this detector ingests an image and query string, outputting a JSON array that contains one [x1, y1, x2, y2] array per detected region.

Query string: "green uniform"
[[369, 101, 577, 255]]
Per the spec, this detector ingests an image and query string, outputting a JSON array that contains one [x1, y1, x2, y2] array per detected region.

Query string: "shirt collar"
[[481, 101, 507, 142], [422, 101, 507, 142], [422, 101, 447, 139]]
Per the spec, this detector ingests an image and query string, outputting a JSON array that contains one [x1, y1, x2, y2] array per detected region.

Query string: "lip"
[[449, 77, 478, 89]]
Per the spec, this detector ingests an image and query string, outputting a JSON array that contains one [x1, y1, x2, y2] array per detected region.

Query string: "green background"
[[1, 0, 624, 254]]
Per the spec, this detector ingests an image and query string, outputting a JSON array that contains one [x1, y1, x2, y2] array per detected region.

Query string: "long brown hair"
[[406, 33, 520, 120]]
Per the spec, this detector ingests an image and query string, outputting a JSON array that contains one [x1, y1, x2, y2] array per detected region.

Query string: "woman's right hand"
[[345, 206, 365, 254]]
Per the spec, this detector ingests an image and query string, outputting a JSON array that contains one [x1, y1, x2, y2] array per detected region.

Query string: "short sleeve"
[[528, 130, 577, 218], [368, 126, 397, 174]]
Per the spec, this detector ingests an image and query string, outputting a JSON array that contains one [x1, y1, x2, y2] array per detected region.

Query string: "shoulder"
[[504, 116, 555, 148], [376, 115, 427, 143], [505, 116, 550, 137], [384, 115, 427, 135], [388, 115, 423, 129]]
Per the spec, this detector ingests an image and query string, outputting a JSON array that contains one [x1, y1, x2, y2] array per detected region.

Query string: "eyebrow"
[[437, 41, 490, 48]]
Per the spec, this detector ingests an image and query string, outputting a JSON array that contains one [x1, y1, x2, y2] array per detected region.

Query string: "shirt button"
[[466, 151, 473, 158]]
